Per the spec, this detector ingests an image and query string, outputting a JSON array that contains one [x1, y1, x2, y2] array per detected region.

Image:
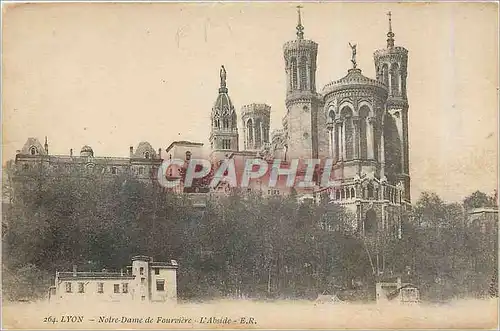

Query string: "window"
[[111, 167, 117, 175], [154, 269, 160, 275], [185, 151, 192, 161], [78, 282, 85, 293], [139, 267, 144, 275], [65, 282, 72, 293], [122, 283, 128, 293], [247, 119, 253, 143], [114, 284, 120, 293], [30, 147, 37, 155], [290, 57, 298, 89], [144, 152, 150, 159], [141, 277, 145, 285], [156, 280, 165, 292], [141, 295, 146, 301], [222, 139, 231, 150], [138, 167, 144, 175], [223, 118, 229, 129], [299, 56, 307, 90], [23, 163, 29, 170], [97, 283, 104, 293]]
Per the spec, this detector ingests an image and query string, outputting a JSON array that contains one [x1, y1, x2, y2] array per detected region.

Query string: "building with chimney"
[[48, 256, 178, 304]]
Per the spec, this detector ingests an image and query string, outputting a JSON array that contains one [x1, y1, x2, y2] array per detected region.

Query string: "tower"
[[209, 65, 239, 159], [374, 12, 410, 202], [241, 103, 271, 151], [283, 6, 323, 160]]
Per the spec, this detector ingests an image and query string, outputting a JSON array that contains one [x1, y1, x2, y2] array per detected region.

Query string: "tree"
[[463, 190, 497, 211]]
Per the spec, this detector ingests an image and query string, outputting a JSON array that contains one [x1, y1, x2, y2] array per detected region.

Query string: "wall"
[[55, 278, 134, 303], [150, 268, 177, 302]]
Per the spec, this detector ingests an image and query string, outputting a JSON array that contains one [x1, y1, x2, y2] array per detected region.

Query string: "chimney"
[[129, 146, 134, 158], [70, 149, 73, 157], [72, 265, 77, 276]]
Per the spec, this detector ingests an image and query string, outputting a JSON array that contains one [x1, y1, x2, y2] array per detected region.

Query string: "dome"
[[322, 68, 387, 97], [80, 145, 94, 157], [213, 93, 235, 116]]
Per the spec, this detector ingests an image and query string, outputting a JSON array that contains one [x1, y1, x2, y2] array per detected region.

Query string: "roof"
[[213, 92, 235, 115], [57, 272, 134, 280], [322, 68, 387, 96], [468, 207, 498, 215], [20, 138, 46, 155], [133, 142, 156, 159], [165, 141, 204, 153]]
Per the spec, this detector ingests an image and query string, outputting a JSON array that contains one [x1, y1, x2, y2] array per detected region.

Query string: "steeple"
[[296, 5, 304, 40], [386, 11, 395, 48], [210, 65, 239, 154]]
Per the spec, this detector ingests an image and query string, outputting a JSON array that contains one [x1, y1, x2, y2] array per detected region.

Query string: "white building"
[[48, 255, 178, 303]]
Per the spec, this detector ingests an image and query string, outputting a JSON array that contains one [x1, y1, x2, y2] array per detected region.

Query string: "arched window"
[[185, 151, 192, 161], [359, 105, 370, 159], [144, 152, 150, 159], [290, 57, 298, 90], [328, 106, 335, 121], [367, 183, 374, 199], [341, 189, 345, 200], [346, 188, 351, 199], [299, 56, 307, 90], [215, 119, 220, 128], [351, 187, 355, 199], [336, 189, 340, 200], [391, 63, 400, 96], [382, 63, 389, 87], [223, 118, 229, 129], [341, 106, 354, 160], [30, 147, 37, 155], [255, 118, 262, 146], [247, 119, 253, 144]]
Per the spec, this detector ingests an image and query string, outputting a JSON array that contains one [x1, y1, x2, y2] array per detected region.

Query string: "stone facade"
[[207, 9, 412, 234], [12, 138, 162, 184]]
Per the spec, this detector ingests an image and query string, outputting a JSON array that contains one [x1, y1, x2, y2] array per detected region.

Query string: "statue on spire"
[[296, 5, 304, 39], [349, 42, 357, 69], [220, 65, 227, 88]]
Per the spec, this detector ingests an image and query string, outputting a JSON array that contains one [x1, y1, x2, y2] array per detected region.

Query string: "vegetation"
[[2, 167, 497, 302]]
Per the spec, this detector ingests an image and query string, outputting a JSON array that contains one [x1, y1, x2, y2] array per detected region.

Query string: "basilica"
[[205, 9, 411, 240], [11, 10, 411, 248]]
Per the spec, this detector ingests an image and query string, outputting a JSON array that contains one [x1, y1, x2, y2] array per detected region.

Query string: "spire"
[[296, 5, 304, 40], [219, 65, 228, 93], [44, 136, 48, 154], [386, 11, 395, 48]]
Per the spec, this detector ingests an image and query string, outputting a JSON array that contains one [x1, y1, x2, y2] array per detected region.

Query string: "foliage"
[[2, 167, 498, 302]]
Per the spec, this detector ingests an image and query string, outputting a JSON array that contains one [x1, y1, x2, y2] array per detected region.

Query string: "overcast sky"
[[2, 2, 498, 202]]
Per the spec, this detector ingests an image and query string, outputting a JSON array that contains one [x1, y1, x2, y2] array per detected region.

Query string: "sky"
[[2, 2, 498, 202]]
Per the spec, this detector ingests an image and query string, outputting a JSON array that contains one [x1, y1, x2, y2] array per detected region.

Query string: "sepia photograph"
[[1, 1, 499, 329]]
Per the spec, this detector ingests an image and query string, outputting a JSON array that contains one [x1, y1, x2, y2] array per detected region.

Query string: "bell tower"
[[374, 12, 410, 202], [283, 6, 324, 160], [209, 65, 239, 159]]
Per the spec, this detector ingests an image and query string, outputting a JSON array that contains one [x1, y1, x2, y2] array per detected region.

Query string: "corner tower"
[[374, 12, 410, 202], [283, 6, 323, 160], [241, 103, 271, 151], [210, 65, 239, 159]]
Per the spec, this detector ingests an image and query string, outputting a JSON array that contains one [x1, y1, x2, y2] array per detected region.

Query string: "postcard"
[[2, 1, 498, 329]]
